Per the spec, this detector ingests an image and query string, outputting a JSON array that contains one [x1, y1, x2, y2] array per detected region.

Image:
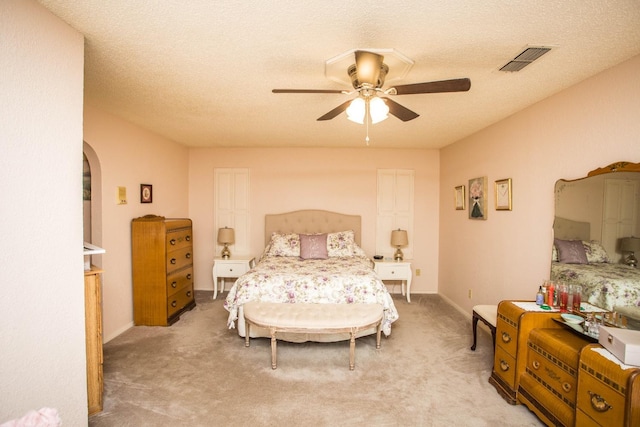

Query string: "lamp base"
[[625, 252, 638, 268], [394, 248, 404, 262], [221, 244, 231, 259]]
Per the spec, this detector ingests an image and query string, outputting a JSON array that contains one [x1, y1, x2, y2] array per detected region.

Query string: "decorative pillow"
[[268, 233, 300, 257], [327, 230, 355, 257], [583, 240, 610, 263], [299, 233, 328, 260], [554, 238, 588, 264]]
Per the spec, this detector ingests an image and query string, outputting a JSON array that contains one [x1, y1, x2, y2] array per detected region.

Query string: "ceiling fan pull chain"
[[365, 101, 370, 145]]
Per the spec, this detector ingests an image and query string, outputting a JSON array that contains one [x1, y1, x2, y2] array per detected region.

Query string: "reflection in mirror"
[[551, 161, 640, 330]]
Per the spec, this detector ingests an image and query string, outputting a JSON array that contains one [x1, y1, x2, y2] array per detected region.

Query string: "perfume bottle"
[[536, 286, 544, 305]]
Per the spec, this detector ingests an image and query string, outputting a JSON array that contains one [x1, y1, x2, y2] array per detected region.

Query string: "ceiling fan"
[[272, 50, 471, 123]]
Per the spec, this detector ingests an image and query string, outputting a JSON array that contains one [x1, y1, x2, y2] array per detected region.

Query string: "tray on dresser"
[[552, 317, 598, 343]]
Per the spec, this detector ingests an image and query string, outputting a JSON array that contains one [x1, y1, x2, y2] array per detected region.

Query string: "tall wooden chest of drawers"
[[489, 301, 560, 404], [518, 328, 590, 427], [576, 344, 640, 427], [132, 215, 196, 326]]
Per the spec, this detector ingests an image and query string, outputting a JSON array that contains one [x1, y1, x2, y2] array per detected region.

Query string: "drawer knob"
[[171, 300, 177, 308], [187, 291, 192, 297], [499, 359, 510, 372], [588, 391, 612, 412], [170, 239, 176, 245], [186, 253, 191, 259], [532, 360, 540, 370], [562, 383, 571, 393], [187, 274, 192, 280], [501, 332, 511, 344], [171, 281, 177, 288], [170, 258, 176, 264], [186, 235, 191, 241]]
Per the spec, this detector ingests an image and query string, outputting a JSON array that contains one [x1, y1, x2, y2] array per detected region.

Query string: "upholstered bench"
[[243, 301, 383, 370], [471, 304, 497, 351]]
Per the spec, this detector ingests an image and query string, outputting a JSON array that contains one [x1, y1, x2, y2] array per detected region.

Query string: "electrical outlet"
[[415, 268, 421, 276], [468, 289, 472, 299]]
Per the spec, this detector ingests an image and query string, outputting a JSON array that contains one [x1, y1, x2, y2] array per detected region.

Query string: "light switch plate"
[[117, 186, 127, 204]]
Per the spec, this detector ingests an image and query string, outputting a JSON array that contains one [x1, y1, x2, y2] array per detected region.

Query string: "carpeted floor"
[[89, 292, 542, 426]]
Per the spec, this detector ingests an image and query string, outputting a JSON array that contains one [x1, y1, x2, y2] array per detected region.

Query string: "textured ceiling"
[[38, 1, 640, 149]]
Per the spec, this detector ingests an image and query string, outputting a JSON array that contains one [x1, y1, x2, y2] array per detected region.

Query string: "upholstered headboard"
[[553, 216, 591, 241], [264, 210, 361, 246]]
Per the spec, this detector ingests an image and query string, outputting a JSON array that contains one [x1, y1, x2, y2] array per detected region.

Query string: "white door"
[[214, 168, 250, 256], [602, 178, 639, 262]]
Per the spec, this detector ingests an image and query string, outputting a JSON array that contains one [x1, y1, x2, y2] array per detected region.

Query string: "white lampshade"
[[391, 229, 408, 247], [346, 97, 366, 124], [369, 97, 389, 124], [217, 227, 235, 245]]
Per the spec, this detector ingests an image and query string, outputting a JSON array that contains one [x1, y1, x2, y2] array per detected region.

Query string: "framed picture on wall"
[[468, 176, 488, 220], [495, 178, 512, 210], [454, 185, 465, 210], [140, 184, 152, 203]]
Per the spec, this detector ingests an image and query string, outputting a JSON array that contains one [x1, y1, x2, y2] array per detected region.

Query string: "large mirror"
[[551, 161, 640, 328]]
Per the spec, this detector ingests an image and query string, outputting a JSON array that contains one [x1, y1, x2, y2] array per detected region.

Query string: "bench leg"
[[270, 327, 277, 369], [376, 321, 382, 349], [245, 320, 250, 347], [349, 329, 356, 371], [470, 312, 479, 351]]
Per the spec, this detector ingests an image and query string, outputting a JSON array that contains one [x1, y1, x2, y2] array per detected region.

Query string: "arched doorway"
[[83, 141, 103, 267]]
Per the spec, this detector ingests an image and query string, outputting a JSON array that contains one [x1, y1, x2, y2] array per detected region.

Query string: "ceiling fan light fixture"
[[369, 96, 389, 124], [346, 97, 365, 124]]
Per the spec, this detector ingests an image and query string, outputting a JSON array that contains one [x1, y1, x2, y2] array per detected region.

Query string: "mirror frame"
[[586, 161, 640, 177]]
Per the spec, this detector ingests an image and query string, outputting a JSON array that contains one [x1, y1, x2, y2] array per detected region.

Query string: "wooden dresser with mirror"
[[490, 161, 640, 427]]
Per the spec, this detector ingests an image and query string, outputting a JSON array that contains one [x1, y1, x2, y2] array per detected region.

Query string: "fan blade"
[[381, 97, 419, 122], [355, 51, 384, 86], [389, 78, 471, 95], [317, 100, 353, 121], [272, 89, 347, 94]]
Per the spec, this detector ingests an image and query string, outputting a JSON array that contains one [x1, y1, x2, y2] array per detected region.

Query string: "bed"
[[223, 209, 399, 342], [550, 216, 640, 311]]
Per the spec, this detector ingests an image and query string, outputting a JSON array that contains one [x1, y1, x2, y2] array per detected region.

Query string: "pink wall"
[[439, 55, 640, 316], [188, 148, 440, 296], [83, 104, 190, 341], [1, 0, 87, 423]]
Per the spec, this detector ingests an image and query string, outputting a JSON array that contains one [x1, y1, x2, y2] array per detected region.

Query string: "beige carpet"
[[89, 292, 542, 427]]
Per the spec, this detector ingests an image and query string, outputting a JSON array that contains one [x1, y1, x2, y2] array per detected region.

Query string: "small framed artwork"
[[468, 176, 488, 220], [495, 178, 512, 210], [454, 185, 465, 210], [140, 184, 152, 203]]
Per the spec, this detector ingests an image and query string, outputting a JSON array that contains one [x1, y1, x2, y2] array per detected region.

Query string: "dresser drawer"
[[496, 317, 517, 357], [167, 285, 194, 320], [577, 368, 626, 426], [166, 267, 193, 297], [166, 227, 192, 251], [519, 373, 575, 427], [493, 344, 517, 390], [166, 246, 192, 272], [526, 345, 579, 403], [216, 261, 250, 278]]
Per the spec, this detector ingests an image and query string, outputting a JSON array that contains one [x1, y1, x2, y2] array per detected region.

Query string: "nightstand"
[[373, 260, 412, 303], [212, 256, 255, 299]]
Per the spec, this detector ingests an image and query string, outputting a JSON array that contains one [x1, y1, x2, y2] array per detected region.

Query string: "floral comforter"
[[551, 262, 640, 310], [224, 255, 399, 335]]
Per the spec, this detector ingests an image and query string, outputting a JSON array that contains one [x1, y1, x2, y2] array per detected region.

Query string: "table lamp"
[[391, 229, 408, 262], [217, 227, 235, 259], [621, 236, 640, 267]]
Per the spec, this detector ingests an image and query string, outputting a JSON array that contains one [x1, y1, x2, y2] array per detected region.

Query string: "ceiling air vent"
[[500, 47, 552, 72]]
